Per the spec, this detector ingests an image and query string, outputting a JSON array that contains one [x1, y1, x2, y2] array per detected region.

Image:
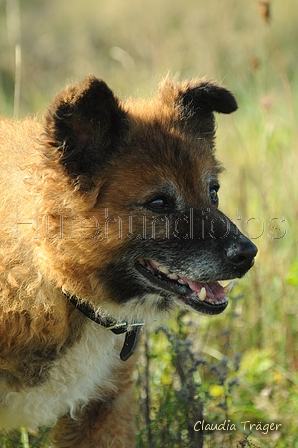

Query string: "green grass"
[[1, 0, 298, 446]]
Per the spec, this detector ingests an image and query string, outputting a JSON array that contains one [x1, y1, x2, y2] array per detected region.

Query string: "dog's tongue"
[[180, 277, 227, 304]]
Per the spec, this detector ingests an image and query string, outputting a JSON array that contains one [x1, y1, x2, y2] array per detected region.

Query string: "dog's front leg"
[[51, 384, 136, 448]]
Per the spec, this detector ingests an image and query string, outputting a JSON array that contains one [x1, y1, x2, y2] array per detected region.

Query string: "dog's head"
[[41, 76, 257, 320]]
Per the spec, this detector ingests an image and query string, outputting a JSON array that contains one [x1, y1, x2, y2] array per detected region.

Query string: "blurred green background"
[[1, 0, 298, 447]]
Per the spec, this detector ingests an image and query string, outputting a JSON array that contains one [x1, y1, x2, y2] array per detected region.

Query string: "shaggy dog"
[[0, 76, 257, 447]]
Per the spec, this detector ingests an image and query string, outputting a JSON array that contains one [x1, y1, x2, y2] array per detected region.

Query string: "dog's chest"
[[0, 321, 123, 430]]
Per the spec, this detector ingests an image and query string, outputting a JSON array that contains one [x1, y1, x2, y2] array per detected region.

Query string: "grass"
[[0, 0, 298, 446]]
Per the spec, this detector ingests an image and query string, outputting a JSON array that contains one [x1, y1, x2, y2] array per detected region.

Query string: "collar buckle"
[[105, 321, 128, 332], [68, 295, 145, 361]]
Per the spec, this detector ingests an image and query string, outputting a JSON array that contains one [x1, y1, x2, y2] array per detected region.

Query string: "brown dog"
[[0, 76, 257, 447]]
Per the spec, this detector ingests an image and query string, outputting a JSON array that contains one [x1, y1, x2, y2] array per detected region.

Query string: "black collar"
[[68, 295, 144, 361]]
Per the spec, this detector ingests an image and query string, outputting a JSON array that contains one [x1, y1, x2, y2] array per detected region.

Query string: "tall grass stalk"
[[6, 0, 22, 119]]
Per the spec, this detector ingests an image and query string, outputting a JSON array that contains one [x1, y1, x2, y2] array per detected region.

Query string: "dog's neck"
[[67, 295, 144, 361]]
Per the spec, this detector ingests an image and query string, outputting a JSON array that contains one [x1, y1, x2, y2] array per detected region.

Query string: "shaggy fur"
[[0, 76, 257, 447]]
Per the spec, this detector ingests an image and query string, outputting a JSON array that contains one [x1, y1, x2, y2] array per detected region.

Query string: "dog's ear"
[[159, 79, 237, 136], [44, 76, 128, 188]]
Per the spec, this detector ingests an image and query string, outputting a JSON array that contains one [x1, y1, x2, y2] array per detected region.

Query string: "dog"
[[0, 76, 257, 447]]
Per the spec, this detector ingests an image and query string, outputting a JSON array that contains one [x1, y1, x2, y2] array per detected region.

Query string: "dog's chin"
[[136, 259, 233, 316]]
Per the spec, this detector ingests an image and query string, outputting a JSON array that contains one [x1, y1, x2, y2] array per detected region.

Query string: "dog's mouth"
[[137, 259, 234, 315]]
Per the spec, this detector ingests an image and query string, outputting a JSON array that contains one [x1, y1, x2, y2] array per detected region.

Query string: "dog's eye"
[[209, 186, 219, 205], [146, 198, 173, 213]]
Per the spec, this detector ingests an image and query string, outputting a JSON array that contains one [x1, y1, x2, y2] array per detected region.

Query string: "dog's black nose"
[[225, 239, 258, 273]]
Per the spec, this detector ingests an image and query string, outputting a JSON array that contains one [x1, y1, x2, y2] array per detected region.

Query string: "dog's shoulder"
[[0, 319, 123, 430]]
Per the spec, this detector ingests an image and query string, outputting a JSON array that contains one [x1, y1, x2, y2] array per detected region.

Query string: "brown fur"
[[52, 358, 136, 448], [0, 76, 257, 446]]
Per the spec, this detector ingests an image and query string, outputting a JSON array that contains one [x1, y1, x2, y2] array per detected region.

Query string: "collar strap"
[[69, 295, 144, 361]]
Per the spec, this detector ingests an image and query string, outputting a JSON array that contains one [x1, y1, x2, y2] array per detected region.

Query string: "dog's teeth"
[[197, 287, 207, 301], [178, 279, 186, 285], [150, 260, 159, 268], [167, 272, 179, 280], [158, 265, 170, 274], [223, 281, 235, 294]]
